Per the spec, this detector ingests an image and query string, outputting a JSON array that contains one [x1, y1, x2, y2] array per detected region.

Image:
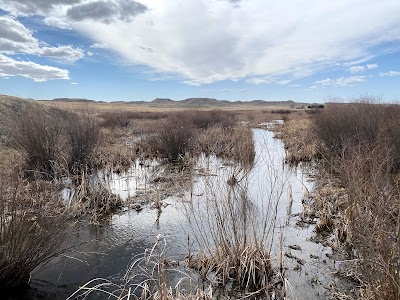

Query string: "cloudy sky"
[[0, 0, 399, 102]]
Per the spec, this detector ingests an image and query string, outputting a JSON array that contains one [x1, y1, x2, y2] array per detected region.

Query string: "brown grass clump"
[[65, 110, 100, 173], [187, 110, 236, 130], [186, 166, 283, 297], [0, 171, 72, 288], [9, 106, 65, 177], [147, 112, 196, 162], [282, 118, 317, 163], [100, 111, 168, 128], [189, 241, 273, 292], [195, 126, 255, 166], [8, 105, 100, 177]]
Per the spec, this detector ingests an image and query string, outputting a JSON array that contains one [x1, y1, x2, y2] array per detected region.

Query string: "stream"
[[5, 128, 345, 300]]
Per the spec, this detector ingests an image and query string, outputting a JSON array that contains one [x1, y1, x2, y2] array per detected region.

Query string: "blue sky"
[[0, 0, 400, 103]]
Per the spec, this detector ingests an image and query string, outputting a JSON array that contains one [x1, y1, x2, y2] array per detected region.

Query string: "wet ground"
[[4, 128, 347, 300]]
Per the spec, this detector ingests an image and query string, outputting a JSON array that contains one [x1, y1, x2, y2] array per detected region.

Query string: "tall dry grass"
[[0, 171, 72, 288], [9, 106, 100, 177], [185, 144, 286, 298], [65, 110, 100, 173], [9, 106, 65, 177], [311, 98, 400, 299], [281, 118, 317, 163], [148, 112, 196, 162], [68, 236, 212, 300]]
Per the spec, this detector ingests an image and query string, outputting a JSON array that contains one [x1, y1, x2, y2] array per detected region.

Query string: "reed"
[[0, 171, 72, 288]]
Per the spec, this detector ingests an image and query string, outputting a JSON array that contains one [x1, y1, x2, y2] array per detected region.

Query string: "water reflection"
[[12, 128, 340, 300]]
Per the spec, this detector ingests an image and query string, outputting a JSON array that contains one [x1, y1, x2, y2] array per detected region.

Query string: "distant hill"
[[1, 94, 317, 110], [152, 98, 174, 103], [51, 98, 96, 103]]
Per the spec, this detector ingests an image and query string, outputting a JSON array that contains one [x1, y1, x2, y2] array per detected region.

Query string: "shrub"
[[0, 173, 71, 288], [313, 99, 400, 164], [9, 106, 100, 176], [271, 109, 291, 114], [100, 111, 132, 128], [188, 110, 236, 129], [10, 106, 64, 178], [311, 97, 400, 299], [100, 111, 167, 128], [148, 112, 195, 161], [64, 110, 100, 173]]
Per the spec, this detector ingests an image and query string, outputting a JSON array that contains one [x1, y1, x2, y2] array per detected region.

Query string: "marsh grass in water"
[[0, 171, 73, 288]]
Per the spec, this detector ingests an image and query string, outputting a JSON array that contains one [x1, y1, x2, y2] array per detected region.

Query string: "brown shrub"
[[0, 172, 71, 288], [312, 97, 400, 299], [64, 110, 100, 173], [187, 110, 236, 129], [148, 112, 196, 161], [10, 106, 65, 178], [100, 111, 168, 128]]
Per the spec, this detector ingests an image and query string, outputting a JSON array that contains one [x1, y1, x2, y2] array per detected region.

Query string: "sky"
[[0, 0, 400, 103]]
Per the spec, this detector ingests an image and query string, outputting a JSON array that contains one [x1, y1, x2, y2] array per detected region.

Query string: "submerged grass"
[[68, 236, 212, 300], [185, 140, 287, 298]]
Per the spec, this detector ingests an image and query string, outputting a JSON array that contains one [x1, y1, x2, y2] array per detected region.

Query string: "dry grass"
[[195, 126, 255, 166], [185, 151, 286, 298], [147, 112, 196, 162], [0, 171, 72, 288], [68, 236, 213, 300], [306, 98, 400, 299], [281, 118, 318, 163]]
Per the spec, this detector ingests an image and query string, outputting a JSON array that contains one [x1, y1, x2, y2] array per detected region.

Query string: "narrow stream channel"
[[6, 128, 344, 300]]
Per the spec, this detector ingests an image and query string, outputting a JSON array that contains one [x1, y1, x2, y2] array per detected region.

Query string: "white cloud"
[[2, 1, 400, 85], [347, 63, 379, 73], [90, 43, 108, 49], [367, 64, 378, 70], [43, 17, 72, 29], [69, 0, 400, 84], [0, 54, 70, 81], [348, 65, 366, 73], [66, 0, 148, 23], [71, 82, 78, 85], [37, 46, 84, 62], [0, 16, 82, 82], [315, 76, 367, 87], [0, 16, 38, 54], [379, 71, 400, 77], [305, 85, 318, 91], [0, 0, 81, 16], [0, 16, 84, 61]]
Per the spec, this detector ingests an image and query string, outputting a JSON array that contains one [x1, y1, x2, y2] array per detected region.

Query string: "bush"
[[312, 97, 400, 299], [100, 111, 167, 128], [64, 111, 100, 173], [0, 173, 71, 288], [148, 112, 195, 161], [9, 106, 100, 176], [10, 106, 64, 177], [188, 110, 236, 129], [271, 109, 291, 114], [313, 99, 400, 168]]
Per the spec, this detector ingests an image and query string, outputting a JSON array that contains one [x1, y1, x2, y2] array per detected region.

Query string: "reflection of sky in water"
[[98, 159, 162, 200], [28, 128, 340, 300]]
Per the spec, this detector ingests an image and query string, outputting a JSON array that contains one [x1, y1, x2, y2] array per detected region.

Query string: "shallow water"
[[5, 128, 343, 300]]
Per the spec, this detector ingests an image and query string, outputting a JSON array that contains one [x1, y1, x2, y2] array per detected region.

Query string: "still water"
[[5, 128, 342, 300]]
